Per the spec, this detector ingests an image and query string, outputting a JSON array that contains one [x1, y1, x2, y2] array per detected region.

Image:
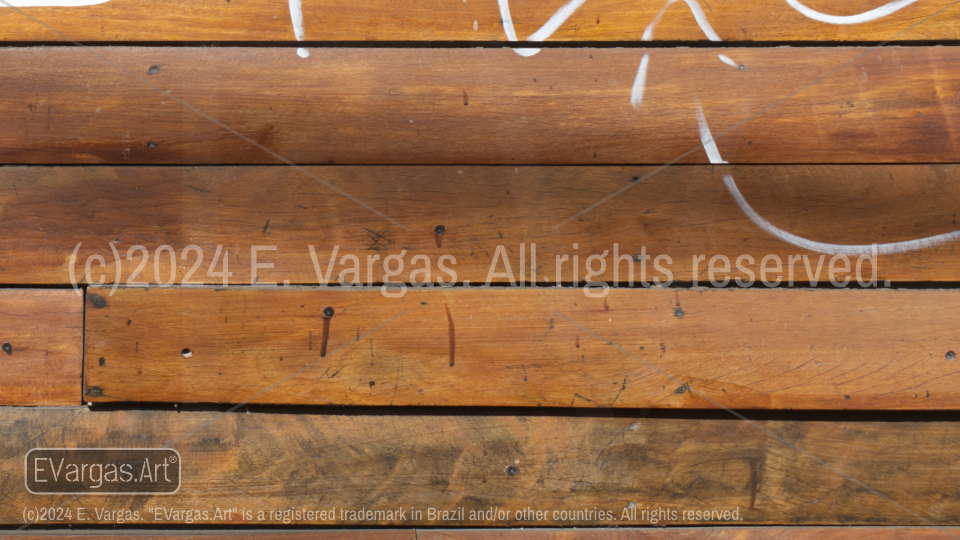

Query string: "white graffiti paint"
[[723, 174, 960, 256], [630, 53, 650, 110], [785, 0, 919, 24], [288, 0, 309, 58], [0, 0, 108, 5], [718, 54, 738, 68], [642, 0, 721, 41], [695, 102, 727, 164], [497, 0, 588, 57]]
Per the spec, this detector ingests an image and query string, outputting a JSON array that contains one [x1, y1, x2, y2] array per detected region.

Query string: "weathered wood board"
[[85, 287, 960, 409], [0, 0, 957, 42], [2, 165, 959, 285], [0, 289, 82, 406], [2, 47, 959, 164], [3, 528, 957, 539], [4, 407, 960, 525]]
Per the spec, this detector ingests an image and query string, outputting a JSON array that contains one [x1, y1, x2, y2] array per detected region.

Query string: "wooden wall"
[[2, 0, 959, 537]]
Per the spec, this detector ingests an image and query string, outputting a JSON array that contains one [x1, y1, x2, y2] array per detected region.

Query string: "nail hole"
[[181, 348, 193, 358], [506, 464, 520, 476], [322, 306, 335, 318], [947, 351, 956, 361], [147, 65, 161, 75], [1, 342, 11, 355], [89, 294, 107, 309], [434, 225, 446, 235], [147, 142, 158, 148], [674, 307, 684, 318]]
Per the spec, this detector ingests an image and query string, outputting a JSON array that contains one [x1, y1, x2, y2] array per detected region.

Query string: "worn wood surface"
[[4, 529, 957, 539], [421, 530, 960, 540], [85, 287, 960, 409], [0, 0, 957, 42], [4, 407, 960, 525], [2, 47, 960, 164], [3, 165, 959, 285], [0, 289, 82, 406]]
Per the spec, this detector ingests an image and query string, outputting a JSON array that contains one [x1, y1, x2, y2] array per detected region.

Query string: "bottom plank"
[[1, 529, 957, 539], [2, 408, 960, 526]]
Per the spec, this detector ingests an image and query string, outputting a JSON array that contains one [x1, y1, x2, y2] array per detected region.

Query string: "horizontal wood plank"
[[4, 408, 960, 525], [0, 0, 957, 42], [85, 287, 960, 409], [2, 47, 960, 164], [3, 165, 960, 284], [0, 289, 82, 406], [3, 528, 955, 539]]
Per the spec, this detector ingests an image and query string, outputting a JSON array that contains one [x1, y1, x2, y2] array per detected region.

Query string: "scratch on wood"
[[445, 303, 455, 367]]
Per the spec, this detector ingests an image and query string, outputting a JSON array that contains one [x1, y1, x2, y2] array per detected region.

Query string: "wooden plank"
[[420, 530, 960, 540], [2, 535, 408, 540], [3, 408, 960, 525], [0, 289, 82, 406], [3, 529, 956, 539], [84, 287, 960, 409], [0, 0, 957, 42], [2, 47, 959, 164], [3, 164, 960, 285]]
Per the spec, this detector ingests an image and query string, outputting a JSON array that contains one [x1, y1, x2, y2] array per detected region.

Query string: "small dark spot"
[[98, 357, 105, 366], [147, 65, 161, 75], [844, 395, 851, 400], [434, 225, 446, 235], [674, 307, 684, 318], [369, 381, 376, 387], [146, 142, 158, 148], [1, 342, 11, 355], [181, 348, 193, 358], [675, 383, 689, 395], [947, 351, 956, 361], [89, 294, 107, 309], [747, 141, 753, 146], [262, 219, 270, 234], [85, 386, 103, 397], [323, 306, 335, 318], [506, 464, 520, 476], [126, 319, 131, 325], [462, 89, 468, 106], [738, 65, 747, 71]]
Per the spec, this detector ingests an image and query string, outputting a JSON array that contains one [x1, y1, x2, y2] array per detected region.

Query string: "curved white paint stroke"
[[630, 53, 650, 109], [695, 102, 726, 164], [642, 0, 721, 41], [0, 0, 109, 5], [288, 0, 310, 58], [723, 174, 960, 256], [718, 54, 738, 68], [785, 0, 919, 24], [497, 0, 587, 57]]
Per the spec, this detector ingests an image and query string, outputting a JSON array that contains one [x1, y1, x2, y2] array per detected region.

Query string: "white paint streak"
[[723, 174, 960, 256], [497, 0, 587, 57], [718, 54, 738, 68], [785, 0, 919, 24], [630, 54, 650, 110], [695, 102, 726, 164], [527, 0, 588, 41], [288, 0, 309, 57], [0, 0, 108, 5], [643, 0, 721, 41]]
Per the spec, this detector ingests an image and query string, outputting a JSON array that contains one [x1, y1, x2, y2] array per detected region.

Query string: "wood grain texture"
[[3, 529, 956, 539], [85, 287, 960, 409], [421, 529, 960, 540], [2, 47, 960, 164], [2, 535, 408, 540], [4, 407, 960, 525], [2, 165, 960, 284], [0, 0, 958, 42], [0, 289, 82, 406]]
